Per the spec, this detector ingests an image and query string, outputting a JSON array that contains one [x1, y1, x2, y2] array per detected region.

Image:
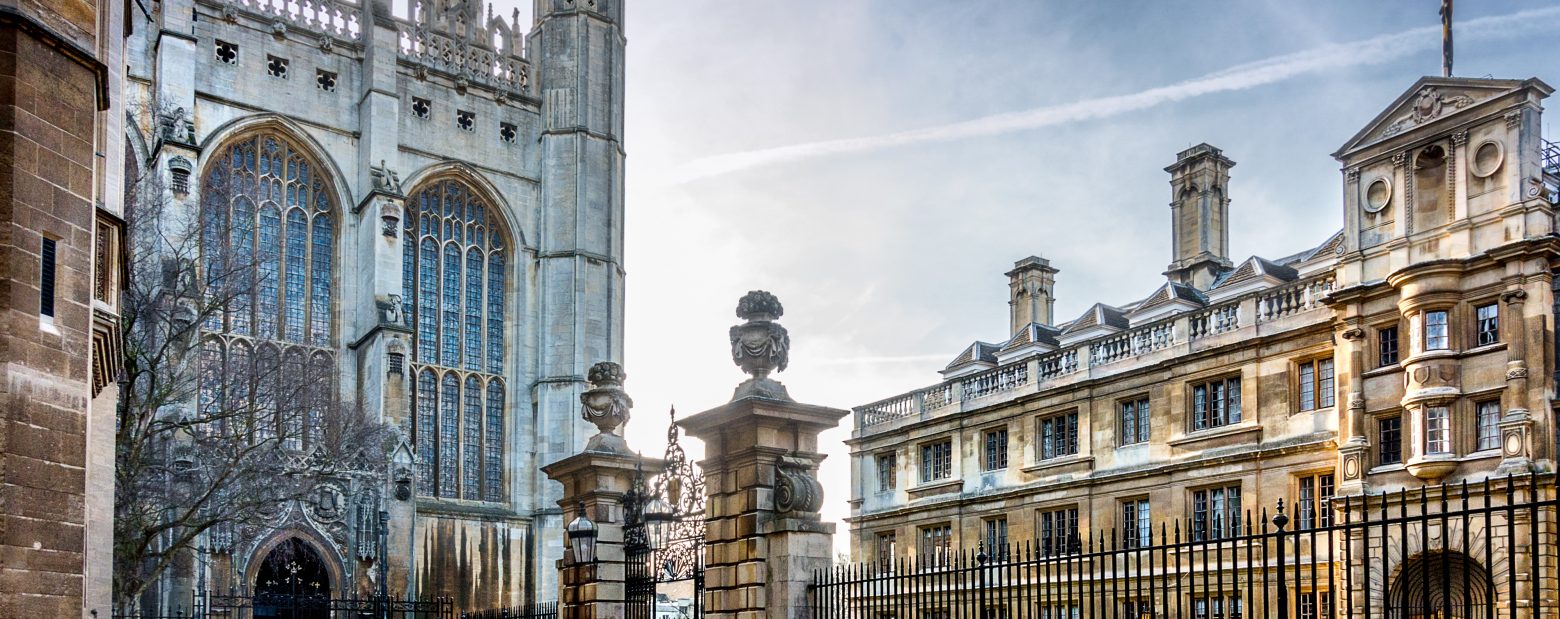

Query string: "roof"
[[1000, 322, 1061, 352], [1211, 256, 1298, 290], [944, 341, 1001, 372], [1133, 281, 1206, 313], [1062, 303, 1130, 335]]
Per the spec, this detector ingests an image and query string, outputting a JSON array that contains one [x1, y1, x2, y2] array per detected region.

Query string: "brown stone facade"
[[0, 3, 121, 617]]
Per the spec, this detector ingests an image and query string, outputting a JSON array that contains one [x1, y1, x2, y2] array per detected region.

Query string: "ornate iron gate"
[[625, 411, 706, 619]]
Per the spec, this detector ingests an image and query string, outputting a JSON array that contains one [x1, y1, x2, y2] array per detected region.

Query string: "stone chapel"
[[124, 0, 626, 610]]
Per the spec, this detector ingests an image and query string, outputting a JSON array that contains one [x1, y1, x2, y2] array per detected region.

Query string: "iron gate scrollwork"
[[625, 410, 706, 619]]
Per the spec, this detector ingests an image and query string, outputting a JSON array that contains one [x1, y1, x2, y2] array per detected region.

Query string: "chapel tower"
[[526, 0, 629, 599]]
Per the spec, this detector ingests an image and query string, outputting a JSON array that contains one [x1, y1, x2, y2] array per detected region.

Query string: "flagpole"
[[1441, 0, 1454, 77]]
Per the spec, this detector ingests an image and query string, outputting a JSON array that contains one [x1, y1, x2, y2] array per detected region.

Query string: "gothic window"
[[198, 132, 336, 449], [403, 179, 509, 501]]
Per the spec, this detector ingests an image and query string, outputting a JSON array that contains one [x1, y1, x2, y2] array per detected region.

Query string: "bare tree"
[[114, 110, 395, 610]]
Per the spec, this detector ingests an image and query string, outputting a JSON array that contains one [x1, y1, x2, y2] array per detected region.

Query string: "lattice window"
[[1192, 484, 1242, 541], [1037, 411, 1078, 460], [402, 179, 509, 501]]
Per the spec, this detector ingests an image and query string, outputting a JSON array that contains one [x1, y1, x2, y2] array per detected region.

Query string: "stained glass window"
[[415, 369, 437, 496], [402, 179, 509, 501], [464, 249, 483, 371], [485, 380, 504, 502], [439, 373, 459, 498], [284, 209, 307, 342], [198, 132, 337, 451], [462, 375, 482, 499]]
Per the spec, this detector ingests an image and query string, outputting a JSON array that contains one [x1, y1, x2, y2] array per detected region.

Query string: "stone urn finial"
[[729, 291, 792, 401], [580, 361, 633, 454]]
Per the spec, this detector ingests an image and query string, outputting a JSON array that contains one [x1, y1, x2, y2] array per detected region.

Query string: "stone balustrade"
[[961, 363, 1028, 401], [855, 273, 1337, 431], [214, 0, 362, 41], [1255, 275, 1335, 323], [1189, 302, 1240, 339]]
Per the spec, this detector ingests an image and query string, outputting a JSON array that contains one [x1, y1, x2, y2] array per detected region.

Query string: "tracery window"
[[403, 179, 508, 501], [198, 132, 336, 448]]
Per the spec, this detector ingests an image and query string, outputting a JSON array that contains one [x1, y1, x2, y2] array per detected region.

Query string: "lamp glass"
[[566, 504, 598, 565]]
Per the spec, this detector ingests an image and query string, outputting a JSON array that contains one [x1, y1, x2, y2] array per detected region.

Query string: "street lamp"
[[566, 502, 598, 565], [643, 496, 674, 550]]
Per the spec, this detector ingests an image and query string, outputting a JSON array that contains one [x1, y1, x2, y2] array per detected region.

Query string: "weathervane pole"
[[1440, 0, 1454, 77]]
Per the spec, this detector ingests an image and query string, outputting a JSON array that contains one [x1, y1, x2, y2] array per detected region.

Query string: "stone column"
[[1498, 286, 1535, 474], [679, 292, 848, 619], [1336, 323, 1370, 495], [542, 362, 658, 619]]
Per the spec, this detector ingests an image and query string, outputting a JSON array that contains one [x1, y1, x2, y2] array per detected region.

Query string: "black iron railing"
[[813, 472, 1559, 618], [114, 591, 456, 619], [461, 601, 559, 619]]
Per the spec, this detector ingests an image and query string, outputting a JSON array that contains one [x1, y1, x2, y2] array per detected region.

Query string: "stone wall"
[[0, 2, 120, 616]]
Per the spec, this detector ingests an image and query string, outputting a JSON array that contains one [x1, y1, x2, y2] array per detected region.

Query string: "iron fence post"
[[1273, 499, 1290, 619], [977, 542, 988, 617]]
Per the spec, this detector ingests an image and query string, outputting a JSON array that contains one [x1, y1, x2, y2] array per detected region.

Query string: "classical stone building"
[[0, 0, 127, 617], [848, 76, 1560, 611], [122, 0, 625, 610]]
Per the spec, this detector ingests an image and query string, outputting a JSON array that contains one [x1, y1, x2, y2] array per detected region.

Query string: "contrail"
[[673, 6, 1560, 184]]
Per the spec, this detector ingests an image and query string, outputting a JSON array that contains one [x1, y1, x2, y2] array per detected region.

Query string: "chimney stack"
[[1164, 143, 1235, 289], [1007, 256, 1058, 333]]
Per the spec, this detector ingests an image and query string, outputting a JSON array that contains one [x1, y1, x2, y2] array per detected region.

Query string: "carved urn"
[[580, 361, 633, 454], [729, 291, 793, 401]]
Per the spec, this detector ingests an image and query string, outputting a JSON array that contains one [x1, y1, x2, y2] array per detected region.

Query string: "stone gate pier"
[[678, 291, 847, 618], [546, 291, 845, 619]]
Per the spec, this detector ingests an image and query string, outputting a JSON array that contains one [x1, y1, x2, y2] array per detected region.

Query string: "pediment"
[[1335, 77, 1545, 158]]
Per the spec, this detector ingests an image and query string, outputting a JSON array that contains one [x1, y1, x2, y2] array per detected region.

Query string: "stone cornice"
[[0, 6, 111, 111]]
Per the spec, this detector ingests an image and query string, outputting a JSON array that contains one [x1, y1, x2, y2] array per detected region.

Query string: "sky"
[[499, 0, 1560, 557]]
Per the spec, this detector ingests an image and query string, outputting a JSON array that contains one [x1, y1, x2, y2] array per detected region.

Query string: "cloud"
[[672, 6, 1560, 184]]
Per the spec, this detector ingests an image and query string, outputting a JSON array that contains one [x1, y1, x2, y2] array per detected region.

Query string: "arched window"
[[199, 132, 336, 448], [403, 179, 508, 501]]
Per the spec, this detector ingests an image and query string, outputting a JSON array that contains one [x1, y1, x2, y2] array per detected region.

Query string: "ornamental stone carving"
[[580, 361, 633, 454], [377, 294, 403, 326], [393, 466, 413, 501], [370, 160, 403, 195], [774, 455, 823, 515], [1501, 289, 1528, 304], [730, 290, 792, 401], [1506, 367, 1529, 380], [1382, 87, 1475, 138], [379, 200, 402, 237], [1340, 327, 1365, 341]]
